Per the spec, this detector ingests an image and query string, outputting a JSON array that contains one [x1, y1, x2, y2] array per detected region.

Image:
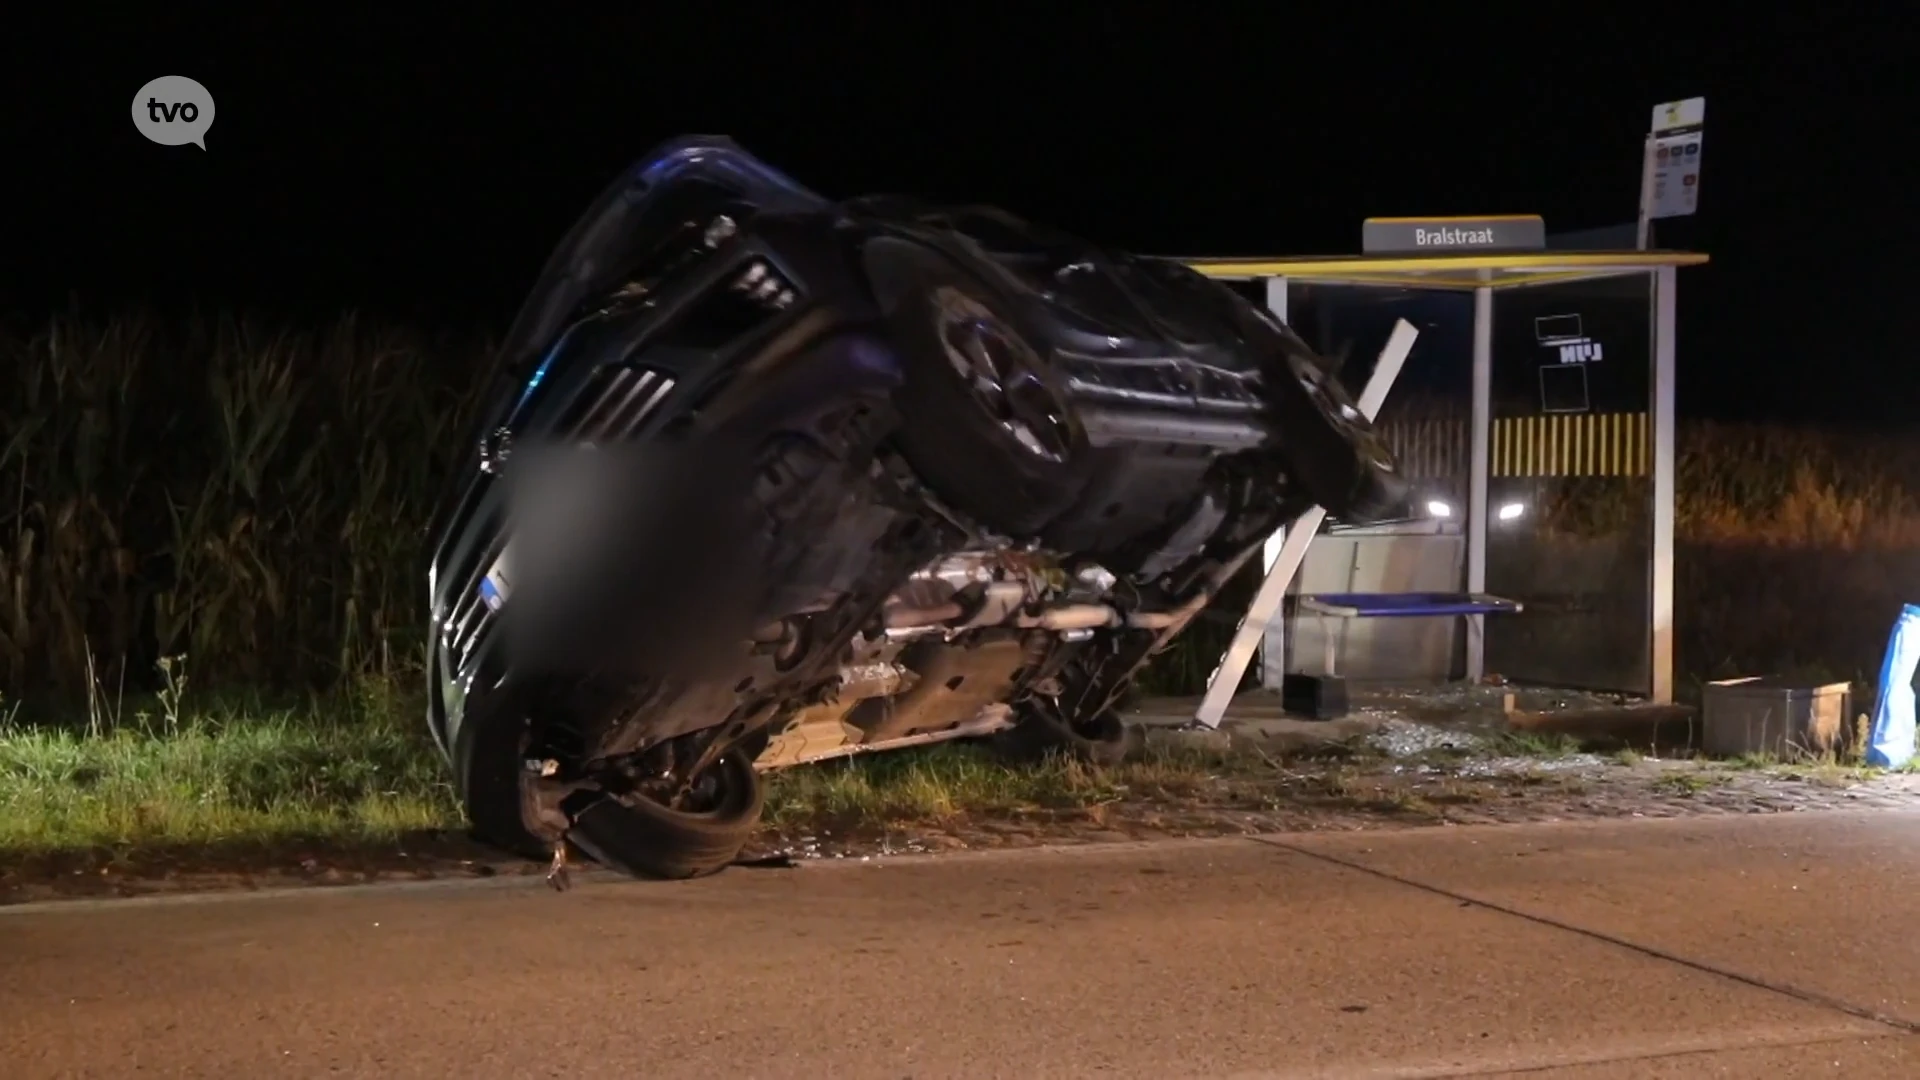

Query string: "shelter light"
[[1425, 499, 1453, 518], [1497, 501, 1526, 522]]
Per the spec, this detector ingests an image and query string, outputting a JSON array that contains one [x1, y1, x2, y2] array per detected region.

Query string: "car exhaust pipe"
[[1121, 589, 1211, 630], [882, 601, 966, 629], [1076, 406, 1269, 452], [1017, 604, 1120, 631], [887, 595, 1211, 635]]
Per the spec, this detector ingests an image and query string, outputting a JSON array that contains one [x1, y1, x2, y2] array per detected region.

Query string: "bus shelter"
[[1182, 247, 1708, 728]]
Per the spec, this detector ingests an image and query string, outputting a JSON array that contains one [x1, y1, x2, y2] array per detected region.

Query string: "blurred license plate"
[[479, 545, 513, 612]]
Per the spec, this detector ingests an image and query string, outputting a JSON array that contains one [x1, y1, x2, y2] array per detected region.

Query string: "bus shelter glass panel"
[[1290, 283, 1477, 496], [1484, 275, 1653, 695], [1283, 283, 1476, 683], [1153, 279, 1286, 694]]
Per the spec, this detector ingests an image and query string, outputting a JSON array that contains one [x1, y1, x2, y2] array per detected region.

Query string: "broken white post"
[[1194, 318, 1419, 729], [1257, 276, 1291, 686]]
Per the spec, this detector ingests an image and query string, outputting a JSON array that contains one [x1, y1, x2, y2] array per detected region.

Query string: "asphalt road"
[[4, 812, 1919, 1079]]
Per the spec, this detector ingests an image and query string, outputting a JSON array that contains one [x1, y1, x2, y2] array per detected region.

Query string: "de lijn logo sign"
[[131, 76, 216, 150], [1536, 314, 1603, 363]]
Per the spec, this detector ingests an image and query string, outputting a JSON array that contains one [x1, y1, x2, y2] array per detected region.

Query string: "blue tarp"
[[1866, 604, 1920, 769]]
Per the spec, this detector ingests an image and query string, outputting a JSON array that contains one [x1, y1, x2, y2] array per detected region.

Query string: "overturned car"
[[425, 137, 1407, 879]]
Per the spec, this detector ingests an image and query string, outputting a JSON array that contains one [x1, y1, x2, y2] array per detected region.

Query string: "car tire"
[[1266, 346, 1409, 523], [866, 240, 1086, 537], [565, 749, 765, 880], [452, 685, 551, 863], [992, 707, 1142, 769]]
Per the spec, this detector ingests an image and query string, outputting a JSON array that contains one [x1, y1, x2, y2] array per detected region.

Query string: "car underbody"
[[425, 136, 1408, 879]]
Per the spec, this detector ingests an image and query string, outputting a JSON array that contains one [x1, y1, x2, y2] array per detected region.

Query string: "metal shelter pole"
[[1466, 279, 1492, 681], [1650, 266, 1677, 703], [1635, 134, 1657, 251], [1194, 318, 1419, 729], [1258, 276, 1290, 687]]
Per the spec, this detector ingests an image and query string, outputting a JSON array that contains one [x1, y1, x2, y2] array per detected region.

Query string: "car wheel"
[[992, 707, 1142, 769], [453, 684, 552, 862], [566, 748, 765, 880], [1266, 345, 1409, 523], [867, 241, 1086, 536]]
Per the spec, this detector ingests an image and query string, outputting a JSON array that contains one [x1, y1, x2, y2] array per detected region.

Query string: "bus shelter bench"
[[1281, 593, 1525, 719]]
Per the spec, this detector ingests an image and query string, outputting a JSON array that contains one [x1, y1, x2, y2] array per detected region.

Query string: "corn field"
[[5, 309, 1918, 703], [1374, 399, 1920, 548], [0, 309, 499, 698]]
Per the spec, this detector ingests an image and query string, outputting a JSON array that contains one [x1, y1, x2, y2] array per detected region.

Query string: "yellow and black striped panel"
[[1493, 412, 1648, 477]]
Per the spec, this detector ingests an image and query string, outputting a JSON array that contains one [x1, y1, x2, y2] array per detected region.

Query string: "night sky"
[[8, 10, 1912, 424]]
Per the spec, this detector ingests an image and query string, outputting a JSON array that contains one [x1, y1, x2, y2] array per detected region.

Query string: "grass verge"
[[0, 690, 460, 855], [0, 685, 1256, 861], [8, 677, 1913, 877], [762, 739, 1252, 828]]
